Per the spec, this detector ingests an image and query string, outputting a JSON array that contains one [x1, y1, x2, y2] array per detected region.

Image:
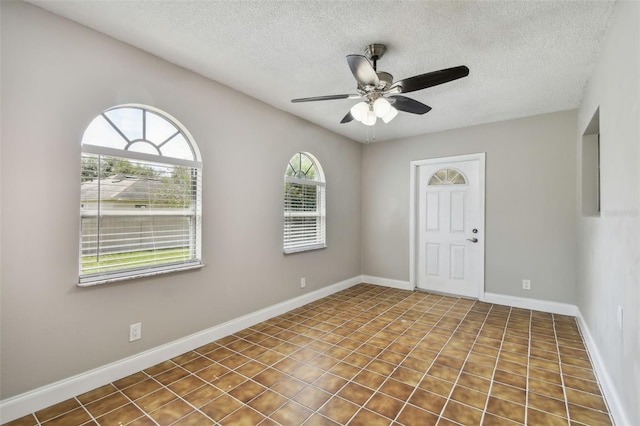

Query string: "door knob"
[[467, 238, 478, 243]]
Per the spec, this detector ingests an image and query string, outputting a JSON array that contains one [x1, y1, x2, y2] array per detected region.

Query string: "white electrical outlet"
[[300, 277, 306, 288], [522, 279, 531, 290], [129, 323, 142, 342], [617, 306, 623, 331]]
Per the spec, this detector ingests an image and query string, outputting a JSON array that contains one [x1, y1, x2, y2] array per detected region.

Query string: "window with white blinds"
[[79, 105, 202, 286], [284, 152, 326, 253]]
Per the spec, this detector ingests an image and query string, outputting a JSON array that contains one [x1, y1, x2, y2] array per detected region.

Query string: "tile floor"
[[4, 284, 613, 426]]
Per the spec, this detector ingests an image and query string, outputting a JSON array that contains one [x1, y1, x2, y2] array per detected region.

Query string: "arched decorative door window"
[[283, 152, 326, 253], [428, 168, 467, 185], [79, 105, 203, 286]]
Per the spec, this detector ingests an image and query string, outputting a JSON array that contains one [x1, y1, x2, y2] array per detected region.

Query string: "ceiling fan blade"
[[291, 94, 355, 103], [340, 111, 354, 123], [392, 65, 469, 94], [346, 54, 380, 88], [390, 95, 432, 115]]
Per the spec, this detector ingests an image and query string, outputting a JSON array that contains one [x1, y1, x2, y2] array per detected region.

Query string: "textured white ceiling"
[[29, 0, 615, 143]]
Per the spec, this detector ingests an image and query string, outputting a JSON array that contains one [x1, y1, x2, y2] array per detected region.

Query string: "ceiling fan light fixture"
[[350, 101, 369, 122], [373, 97, 392, 117], [381, 106, 398, 123]]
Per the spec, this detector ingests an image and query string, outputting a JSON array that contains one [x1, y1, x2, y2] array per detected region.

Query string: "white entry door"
[[414, 155, 484, 298]]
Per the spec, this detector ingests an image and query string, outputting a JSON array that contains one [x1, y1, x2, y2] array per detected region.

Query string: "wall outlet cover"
[[129, 323, 142, 342]]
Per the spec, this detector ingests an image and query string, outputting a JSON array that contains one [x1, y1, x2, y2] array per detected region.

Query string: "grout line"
[[77, 386, 139, 424], [250, 285, 409, 423], [127, 366, 217, 426], [478, 305, 514, 424], [115, 375, 160, 426], [421, 304, 486, 421], [554, 314, 573, 424], [276, 289, 450, 423], [311, 287, 435, 422], [572, 316, 617, 424], [75, 396, 100, 426], [217, 287, 388, 422], [385, 296, 482, 424], [277, 287, 440, 422]]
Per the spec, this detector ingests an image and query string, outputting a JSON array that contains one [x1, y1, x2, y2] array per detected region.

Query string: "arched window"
[[284, 152, 326, 253], [80, 105, 202, 286], [428, 168, 467, 185]]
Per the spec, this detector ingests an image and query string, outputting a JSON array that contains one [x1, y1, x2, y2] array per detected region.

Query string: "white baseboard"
[[362, 279, 578, 318], [0, 276, 362, 424], [361, 275, 413, 291], [575, 309, 630, 426], [483, 292, 578, 316], [360, 280, 578, 316]]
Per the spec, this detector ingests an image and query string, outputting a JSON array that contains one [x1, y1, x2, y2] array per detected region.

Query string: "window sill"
[[283, 244, 327, 255], [78, 263, 204, 287]]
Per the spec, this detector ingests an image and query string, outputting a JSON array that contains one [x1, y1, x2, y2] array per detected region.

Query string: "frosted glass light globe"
[[373, 98, 392, 117], [381, 107, 398, 123], [362, 109, 377, 126], [350, 102, 369, 122]]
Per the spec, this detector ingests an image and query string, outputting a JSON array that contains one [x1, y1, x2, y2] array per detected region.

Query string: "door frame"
[[409, 153, 486, 300]]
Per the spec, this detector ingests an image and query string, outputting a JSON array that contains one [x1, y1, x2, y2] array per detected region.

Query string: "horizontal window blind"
[[80, 153, 202, 284], [284, 179, 326, 253]]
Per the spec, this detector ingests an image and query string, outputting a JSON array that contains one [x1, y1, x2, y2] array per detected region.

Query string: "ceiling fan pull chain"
[[365, 124, 376, 143]]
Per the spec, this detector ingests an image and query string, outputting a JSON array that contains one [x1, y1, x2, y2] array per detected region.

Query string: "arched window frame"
[[79, 104, 203, 286], [428, 168, 467, 186], [283, 152, 326, 253]]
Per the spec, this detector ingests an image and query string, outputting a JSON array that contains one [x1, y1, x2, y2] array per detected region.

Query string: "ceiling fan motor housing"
[[376, 72, 393, 90], [365, 43, 387, 62]]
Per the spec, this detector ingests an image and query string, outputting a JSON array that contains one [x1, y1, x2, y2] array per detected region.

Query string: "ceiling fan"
[[291, 44, 469, 126]]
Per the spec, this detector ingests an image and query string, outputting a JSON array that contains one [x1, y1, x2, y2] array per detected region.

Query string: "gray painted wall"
[[361, 110, 578, 303], [0, 2, 362, 399], [576, 1, 640, 424], [1, 2, 638, 421]]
